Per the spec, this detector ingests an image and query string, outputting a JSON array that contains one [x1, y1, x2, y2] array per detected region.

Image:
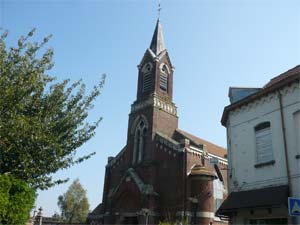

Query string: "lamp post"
[[141, 208, 149, 225]]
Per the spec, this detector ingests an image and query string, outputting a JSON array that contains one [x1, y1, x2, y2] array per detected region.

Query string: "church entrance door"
[[122, 216, 138, 224]]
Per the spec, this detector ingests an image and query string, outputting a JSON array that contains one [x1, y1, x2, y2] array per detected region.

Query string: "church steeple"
[[136, 19, 174, 102], [127, 18, 178, 164], [149, 19, 165, 56]]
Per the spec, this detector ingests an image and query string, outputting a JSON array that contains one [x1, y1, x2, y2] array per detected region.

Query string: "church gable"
[[108, 168, 158, 199]]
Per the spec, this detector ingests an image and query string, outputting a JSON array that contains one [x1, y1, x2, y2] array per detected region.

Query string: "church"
[[88, 19, 228, 225]]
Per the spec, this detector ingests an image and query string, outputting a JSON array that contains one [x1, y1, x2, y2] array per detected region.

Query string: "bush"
[[0, 174, 36, 225]]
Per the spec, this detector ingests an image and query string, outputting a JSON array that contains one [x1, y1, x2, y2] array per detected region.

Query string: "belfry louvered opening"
[[160, 73, 168, 92], [143, 73, 152, 92]]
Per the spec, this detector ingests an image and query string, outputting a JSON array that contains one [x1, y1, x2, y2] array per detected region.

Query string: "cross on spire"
[[158, 0, 162, 19]]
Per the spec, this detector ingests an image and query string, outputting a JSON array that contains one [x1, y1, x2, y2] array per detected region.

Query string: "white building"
[[217, 65, 300, 225]]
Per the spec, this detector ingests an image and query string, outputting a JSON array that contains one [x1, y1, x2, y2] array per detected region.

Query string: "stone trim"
[[189, 146, 228, 165], [155, 132, 182, 152], [130, 114, 149, 135], [107, 146, 126, 168], [155, 134, 228, 164], [131, 94, 177, 116], [108, 168, 158, 198]]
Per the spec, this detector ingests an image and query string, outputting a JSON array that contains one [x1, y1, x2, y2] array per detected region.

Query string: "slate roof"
[[150, 19, 165, 55]]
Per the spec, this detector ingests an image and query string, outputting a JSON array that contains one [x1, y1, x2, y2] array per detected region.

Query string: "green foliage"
[[159, 222, 172, 225], [0, 174, 36, 225], [158, 218, 188, 225], [0, 29, 105, 189], [58, 179, 90, 223]]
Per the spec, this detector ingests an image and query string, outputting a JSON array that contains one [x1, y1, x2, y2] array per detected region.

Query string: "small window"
[[255, 122, 274, 164]]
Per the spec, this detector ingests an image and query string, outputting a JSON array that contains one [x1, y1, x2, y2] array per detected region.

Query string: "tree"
[[0, 174, 36, 225], [58, 179, 90, 223], [0, 29, 105, 189]]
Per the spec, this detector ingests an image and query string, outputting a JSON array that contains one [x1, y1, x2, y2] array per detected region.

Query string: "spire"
[[149, 19, 165, 55]]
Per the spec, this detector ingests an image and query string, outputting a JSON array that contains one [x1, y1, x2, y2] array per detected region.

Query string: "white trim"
[[196, 211, 215, 218], [176, 211, 214, 218], [189, 146, 228, 165]]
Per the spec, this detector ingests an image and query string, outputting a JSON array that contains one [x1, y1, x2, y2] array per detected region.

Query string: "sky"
[[1, 0, 300, 217]]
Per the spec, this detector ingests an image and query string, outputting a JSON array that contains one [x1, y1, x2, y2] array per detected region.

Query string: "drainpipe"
[[278, 91, 292, 196], [183, 148, 187, 222]]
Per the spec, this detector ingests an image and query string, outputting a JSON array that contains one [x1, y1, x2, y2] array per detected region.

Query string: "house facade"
[[88, 19, 228, 225], [217, 66, 300, 225]]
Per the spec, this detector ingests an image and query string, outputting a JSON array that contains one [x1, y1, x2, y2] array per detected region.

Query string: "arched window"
[[160, 64, 169, 92], [133, 119, 148, 164], [255, 122, 274, 164], [142, 63, 153, 92]]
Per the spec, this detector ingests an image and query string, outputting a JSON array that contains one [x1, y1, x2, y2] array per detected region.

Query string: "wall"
[[226, 82, 300, 195]]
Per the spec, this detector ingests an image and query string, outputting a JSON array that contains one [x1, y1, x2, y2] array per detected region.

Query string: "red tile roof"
[[175, 129, 227, 158]]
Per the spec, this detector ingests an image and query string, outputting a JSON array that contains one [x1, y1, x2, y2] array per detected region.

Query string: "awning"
[[216, 185, 289, 217]]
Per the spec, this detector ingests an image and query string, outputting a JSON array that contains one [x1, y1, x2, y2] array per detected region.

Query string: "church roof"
[[87, 203, 104, 220], [175, 129, 227, 158], [149, 19, 165, 55], [89, 203, 103, 216]]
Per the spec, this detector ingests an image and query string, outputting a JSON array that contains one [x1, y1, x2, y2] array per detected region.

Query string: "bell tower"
[[136, 19, 174, 102], [127, 19, 178, 164]]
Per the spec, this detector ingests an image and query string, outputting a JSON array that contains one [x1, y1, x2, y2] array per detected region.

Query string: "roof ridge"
[[176, 128, 226, 150], [264, 64, 300, 88]]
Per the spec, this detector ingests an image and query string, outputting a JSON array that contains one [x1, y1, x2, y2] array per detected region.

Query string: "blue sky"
[[1, 0, 299, 216]]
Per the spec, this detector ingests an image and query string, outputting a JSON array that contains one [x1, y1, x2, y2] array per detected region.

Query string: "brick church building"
[[88, 19, 228, 225]]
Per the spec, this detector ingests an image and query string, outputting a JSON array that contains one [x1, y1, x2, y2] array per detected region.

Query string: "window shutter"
[[255, 126, 273, 163], [143, 73, 151, 92], [160, 73, 168, 92]]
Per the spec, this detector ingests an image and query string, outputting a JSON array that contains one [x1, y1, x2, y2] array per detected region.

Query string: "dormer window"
[[160, 64, 169, 92]]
